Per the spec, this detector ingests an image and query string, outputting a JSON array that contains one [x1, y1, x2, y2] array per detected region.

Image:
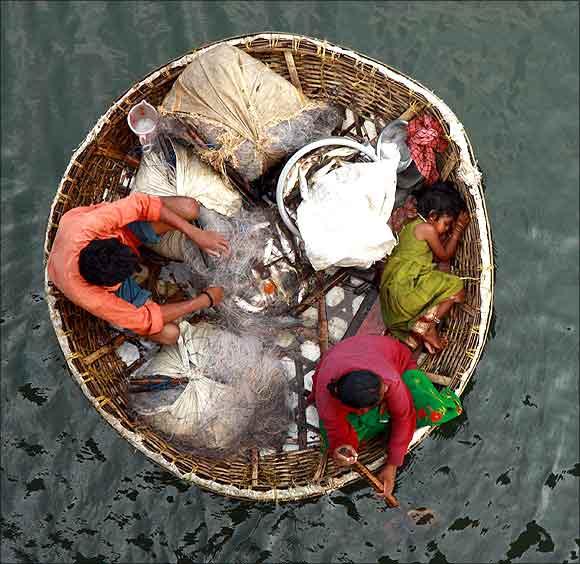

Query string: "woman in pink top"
[[309, 335, 417, 505], [48, 193, 229, 344]]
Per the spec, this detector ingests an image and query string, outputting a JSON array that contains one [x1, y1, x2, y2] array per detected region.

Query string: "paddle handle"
[[352, 460, 399, 508]]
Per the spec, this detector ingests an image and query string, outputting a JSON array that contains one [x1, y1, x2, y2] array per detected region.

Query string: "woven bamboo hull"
[[43, 33, 494, 502]]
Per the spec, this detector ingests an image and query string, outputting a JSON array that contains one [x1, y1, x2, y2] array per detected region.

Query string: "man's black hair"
[[78, 238, 139, 286], [327, 370, 382, 408], [413, 181, 467, 220]]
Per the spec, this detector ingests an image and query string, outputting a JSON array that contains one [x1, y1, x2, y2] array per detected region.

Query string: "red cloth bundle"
[[406, 114, 448, 185]]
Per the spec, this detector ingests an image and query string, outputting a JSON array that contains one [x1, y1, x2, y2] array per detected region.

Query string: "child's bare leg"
[[151, 196, 200, 235], [420, 289, 465, 353], [148, 322, 180, 345], [422, 324, 447, 353], [435, 288, 465, 320]]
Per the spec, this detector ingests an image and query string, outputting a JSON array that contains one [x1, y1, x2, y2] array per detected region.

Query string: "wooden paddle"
[[352, 460, 400, 508]]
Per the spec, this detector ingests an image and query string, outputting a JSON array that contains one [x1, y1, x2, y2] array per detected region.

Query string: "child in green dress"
[[380, 182, 470, 353]]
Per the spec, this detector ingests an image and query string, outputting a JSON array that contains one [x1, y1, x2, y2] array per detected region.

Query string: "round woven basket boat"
[[43, 32, 494, 502]]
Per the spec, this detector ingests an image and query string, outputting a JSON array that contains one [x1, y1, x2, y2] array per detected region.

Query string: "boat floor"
[[280, 272, 381, 453]]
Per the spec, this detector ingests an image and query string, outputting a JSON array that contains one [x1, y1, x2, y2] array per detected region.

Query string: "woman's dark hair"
[[327, 370, 382, 408], [413, 181, 467, 220], [78, 238, 138, 286]]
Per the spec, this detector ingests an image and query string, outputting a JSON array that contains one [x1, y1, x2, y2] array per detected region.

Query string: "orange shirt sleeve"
[[85, 193, 162, 237], [83, 287, 164, 335]]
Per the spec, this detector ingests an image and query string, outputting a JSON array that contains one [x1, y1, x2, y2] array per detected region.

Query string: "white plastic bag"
[[295, 143, 400, 271]]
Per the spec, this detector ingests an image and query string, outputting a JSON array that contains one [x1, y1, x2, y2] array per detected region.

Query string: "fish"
[[298, 168, 309, 200]]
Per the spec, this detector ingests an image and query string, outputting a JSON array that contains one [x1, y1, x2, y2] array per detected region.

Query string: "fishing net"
[[178, 206, 308, 340], [159, 44, 344, 182], [128, 321, 292, 456], [131, 139, 310, 341]]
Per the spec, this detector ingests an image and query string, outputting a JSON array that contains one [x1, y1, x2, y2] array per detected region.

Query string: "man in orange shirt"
[[47, 193, 229, 344]]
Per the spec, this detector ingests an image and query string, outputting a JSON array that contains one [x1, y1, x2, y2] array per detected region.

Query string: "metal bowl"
[[377, 119, 412, 172]]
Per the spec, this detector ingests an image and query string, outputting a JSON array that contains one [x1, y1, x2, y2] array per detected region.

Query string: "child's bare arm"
[[423, 226, 460, 262], [417, 212, 470, 262]]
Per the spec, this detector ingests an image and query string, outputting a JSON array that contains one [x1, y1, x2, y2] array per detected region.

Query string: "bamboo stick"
[[283, 50, 304, 96], [424, 371, 452, 387], [312, 450, 329, 483], [83, 334, 127, 365], [352, 461, 399, 508], [291, 270, 349, 315], [250, 448, 259, 487], [95, 144, 140, 168], [317, 273, 329, 354], [294, 360, 308, 450]]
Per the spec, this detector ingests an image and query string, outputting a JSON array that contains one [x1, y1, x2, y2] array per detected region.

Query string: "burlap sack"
[[160, 44, 343, 181]]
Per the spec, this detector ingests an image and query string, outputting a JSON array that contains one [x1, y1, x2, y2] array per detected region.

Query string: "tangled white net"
[[179, 206, 308, 340], [129, 321, 292, 457]]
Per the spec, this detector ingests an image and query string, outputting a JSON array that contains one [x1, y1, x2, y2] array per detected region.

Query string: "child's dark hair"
[[327, 370, 382, 408], [79, 238, 139, 286], [413, 181, 466, 220]]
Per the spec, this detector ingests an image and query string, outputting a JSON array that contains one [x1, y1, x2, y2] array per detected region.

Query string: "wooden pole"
[[316, 273, 329, 354], [294, 360, 308, 450], [250, 448, 259, 488], [312, 450, 329, 483], [424, 371, 453, 387], [291, 270, 349, 315], [83, 334, 127, 365], [352, 461, 399, 508], [283, 50, 304, 97]]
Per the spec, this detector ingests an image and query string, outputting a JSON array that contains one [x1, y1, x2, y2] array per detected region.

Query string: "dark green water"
[[1, 1, 578, 563]]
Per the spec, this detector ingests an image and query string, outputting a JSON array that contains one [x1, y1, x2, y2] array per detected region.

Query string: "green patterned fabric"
[[401, 369, 463, 427], [379, 218, 463, 340], [319, 369, 463, 450]]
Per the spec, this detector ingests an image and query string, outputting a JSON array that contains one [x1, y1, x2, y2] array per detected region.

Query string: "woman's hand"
[[333, 445, 358, 466], [193, 230, 230, 258], [377, 463, 400, 507]]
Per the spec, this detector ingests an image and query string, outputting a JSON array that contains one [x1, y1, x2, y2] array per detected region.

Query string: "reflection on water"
[[1, 1, 578, 562]]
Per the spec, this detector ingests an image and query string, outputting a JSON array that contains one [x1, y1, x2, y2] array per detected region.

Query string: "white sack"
[[133, 140, 242, 217], [130, 320, 292, 453], [296, 144, 400, 271], [132, 139, 242, 261], [133, 321, 247, 449]]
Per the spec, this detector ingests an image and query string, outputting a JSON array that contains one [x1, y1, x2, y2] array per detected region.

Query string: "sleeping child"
[[380, 182, 470, 353]]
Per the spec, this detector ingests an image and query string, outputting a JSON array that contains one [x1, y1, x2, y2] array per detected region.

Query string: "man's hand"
[[377, 463, 400, 507], [160, 286, 224, 324], [157, 201, 231, 257], [203, 286, 224, 307], [193, 229, 230, 258], [333, 445, 358, 466]]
